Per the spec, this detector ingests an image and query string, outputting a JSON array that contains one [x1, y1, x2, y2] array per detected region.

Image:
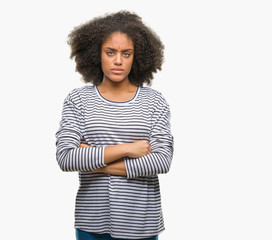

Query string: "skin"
[[79, 32, 152, 176]]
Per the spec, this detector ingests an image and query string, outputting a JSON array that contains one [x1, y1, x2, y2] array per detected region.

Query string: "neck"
[[99, 77, 137, 93], [97, 77, 138, 102]]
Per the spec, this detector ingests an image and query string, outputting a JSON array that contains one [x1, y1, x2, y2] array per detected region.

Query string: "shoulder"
[[140, 87, 169, 106], [140, 86, 162, 96], [66, 85, 95, 102], [67, 85, 95, 97]]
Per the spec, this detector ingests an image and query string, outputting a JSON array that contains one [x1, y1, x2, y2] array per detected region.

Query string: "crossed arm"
[[56, 91, 173, 178], [79, 140, 151, 176]]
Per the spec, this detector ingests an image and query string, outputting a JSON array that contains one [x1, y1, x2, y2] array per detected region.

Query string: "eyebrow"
[[104, 47, 134, 52]]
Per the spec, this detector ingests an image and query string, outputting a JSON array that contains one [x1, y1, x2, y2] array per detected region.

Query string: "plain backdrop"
[[0, 0, 271, 239]]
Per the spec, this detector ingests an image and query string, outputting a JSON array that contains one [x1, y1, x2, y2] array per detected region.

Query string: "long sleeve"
[[55, 89, 106, 172], [55, 86, 171, 238], [124, 93, 174, 179]]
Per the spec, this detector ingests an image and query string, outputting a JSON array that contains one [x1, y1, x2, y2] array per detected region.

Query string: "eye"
[[123, 52, 131, 57], [106, 51, 114, 56]]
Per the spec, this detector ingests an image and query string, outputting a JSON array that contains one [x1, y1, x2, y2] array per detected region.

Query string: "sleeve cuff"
[[86, 146, 107, 170], [124, 157, 134, 179]]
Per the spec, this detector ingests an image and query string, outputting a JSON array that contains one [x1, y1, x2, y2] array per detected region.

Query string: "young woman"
[[56, 11, 174, 240]]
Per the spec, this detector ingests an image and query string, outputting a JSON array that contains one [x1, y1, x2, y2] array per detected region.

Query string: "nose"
[[114, 53, 122, 66]]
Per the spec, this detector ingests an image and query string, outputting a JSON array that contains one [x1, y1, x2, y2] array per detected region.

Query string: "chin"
[[103, 73, 130, 83], [109, 76, 128, 83]]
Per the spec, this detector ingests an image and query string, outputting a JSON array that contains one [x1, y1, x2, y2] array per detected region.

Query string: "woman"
[[56, 10, 174, 240]]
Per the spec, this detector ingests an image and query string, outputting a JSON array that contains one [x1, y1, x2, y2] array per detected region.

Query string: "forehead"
[[102, 32, 134, 49]]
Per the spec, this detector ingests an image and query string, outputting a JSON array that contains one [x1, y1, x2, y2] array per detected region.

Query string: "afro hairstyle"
[[67, 10, 164, 86]]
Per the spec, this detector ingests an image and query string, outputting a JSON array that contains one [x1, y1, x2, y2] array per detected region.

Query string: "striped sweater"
[[55, 85, 174, 239]]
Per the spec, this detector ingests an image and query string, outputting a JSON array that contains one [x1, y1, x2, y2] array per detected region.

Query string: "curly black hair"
[[67, 10, 164, 86]]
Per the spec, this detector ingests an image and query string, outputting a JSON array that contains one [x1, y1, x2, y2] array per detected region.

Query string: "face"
[[101, 32, 134, 84]]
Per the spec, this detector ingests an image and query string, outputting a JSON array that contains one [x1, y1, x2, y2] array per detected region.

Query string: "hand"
[[79, 143, 92, 148], [126, 140, 151, 158], [92, 167, 106, 173]]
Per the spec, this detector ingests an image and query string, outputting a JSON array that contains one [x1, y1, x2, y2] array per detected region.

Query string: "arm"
[[55, 91, 106, 172], [87, 94, 174, 179], [104, 140, 151, 164], [124, 94, 174, 179], [55, 90, 152, 172], [79, 140, 152, 176], [93, 160, 127, 176]]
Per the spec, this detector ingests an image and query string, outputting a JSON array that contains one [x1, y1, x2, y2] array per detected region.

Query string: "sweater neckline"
[[94, 85, 141, 105]]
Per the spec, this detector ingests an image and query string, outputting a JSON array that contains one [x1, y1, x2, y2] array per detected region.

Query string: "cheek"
[[101, 55, 109, 71]]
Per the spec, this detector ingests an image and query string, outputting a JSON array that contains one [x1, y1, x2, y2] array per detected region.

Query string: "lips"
[[111, 68, 124, 74]]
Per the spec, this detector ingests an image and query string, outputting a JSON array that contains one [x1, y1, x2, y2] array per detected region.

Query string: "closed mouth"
[[111, 69, 124, 74]]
